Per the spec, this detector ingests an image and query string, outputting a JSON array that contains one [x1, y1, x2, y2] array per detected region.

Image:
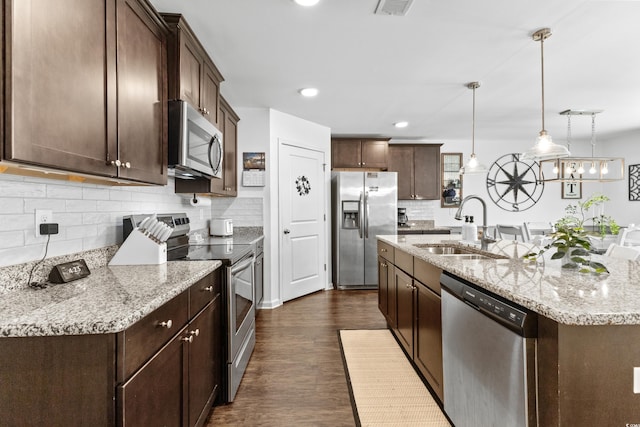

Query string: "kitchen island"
[[379, 234, 640, 426]]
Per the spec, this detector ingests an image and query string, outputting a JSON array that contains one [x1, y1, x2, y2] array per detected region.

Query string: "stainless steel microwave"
[[168, 100, 223, 179]]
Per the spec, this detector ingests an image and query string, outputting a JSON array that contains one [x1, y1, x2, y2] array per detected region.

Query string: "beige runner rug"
[[339, 329, 451, 427]]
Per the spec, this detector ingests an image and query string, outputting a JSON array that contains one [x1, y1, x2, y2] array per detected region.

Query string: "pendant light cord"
[[540, 33, 546, 132], [471, 85, 476, 155]]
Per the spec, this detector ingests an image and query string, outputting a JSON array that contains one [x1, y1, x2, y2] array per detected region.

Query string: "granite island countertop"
[[0, 260, 221, 338], [378, 234, 640, 326]]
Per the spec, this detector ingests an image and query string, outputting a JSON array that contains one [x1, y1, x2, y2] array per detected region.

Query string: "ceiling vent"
[[374, 0, 414, 16]]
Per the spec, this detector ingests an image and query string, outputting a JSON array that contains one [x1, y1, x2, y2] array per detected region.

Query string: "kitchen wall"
[[235, 107, 331, 310], [0, 172, 263, 268], [398, 129, 640, 228]]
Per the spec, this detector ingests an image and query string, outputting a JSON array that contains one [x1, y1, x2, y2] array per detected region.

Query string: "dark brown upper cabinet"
[[2, 0, 168, 185], [162, 13, 224, 129], [388, 144, 442, 200], [331, 138, 389, 170]]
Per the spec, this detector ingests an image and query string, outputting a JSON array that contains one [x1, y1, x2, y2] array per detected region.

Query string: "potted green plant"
[[523, 193, 618, 274]]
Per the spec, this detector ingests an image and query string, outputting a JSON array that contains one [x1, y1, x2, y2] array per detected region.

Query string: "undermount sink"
[[413, 244, 476, 255], [413, 244, 508, 260], [443, 254, 492, 260]]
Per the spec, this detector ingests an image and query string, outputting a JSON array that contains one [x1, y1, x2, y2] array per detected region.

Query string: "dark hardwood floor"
[[208, 289, 387, 426]]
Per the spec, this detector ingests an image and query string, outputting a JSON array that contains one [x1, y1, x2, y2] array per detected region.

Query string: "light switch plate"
[[634, 367, 640, 394]]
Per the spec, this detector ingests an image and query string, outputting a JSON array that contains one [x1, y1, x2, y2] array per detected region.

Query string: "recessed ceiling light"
[[394, 121, 409, 128], [299, 87, 319, 97], [294, 0, 320, 6]]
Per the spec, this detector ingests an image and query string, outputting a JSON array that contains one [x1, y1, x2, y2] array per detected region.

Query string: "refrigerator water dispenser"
[[341, 201, 360, 229]]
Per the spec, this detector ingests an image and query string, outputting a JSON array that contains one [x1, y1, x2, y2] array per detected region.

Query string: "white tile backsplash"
[[0, 174, 239, 267], [398, 199, 439, 221]]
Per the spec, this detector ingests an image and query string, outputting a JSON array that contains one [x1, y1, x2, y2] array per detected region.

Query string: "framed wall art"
[[561, 168, 582, 199], [630, 164, 640, 201]]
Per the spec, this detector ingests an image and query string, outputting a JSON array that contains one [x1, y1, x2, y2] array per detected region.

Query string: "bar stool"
[[495, 224, 529, 242]]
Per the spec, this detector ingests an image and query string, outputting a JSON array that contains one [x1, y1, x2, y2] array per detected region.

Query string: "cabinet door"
[[361, 139, 388, 169], [415, 281, 443, 402], [188, 302, 217, 427], [179, 32, 203, 110], [413, 145, 441, 200], [331, 139, 362, 168], [118, 333, 186, 427], [116, 0, 168, 184], [378, 256, 389, 319], [387, 145, 414, 200], [394, 268, 414, 356], [202, 61, 221, 127], [221, 99, 238, 196], [5, 0, 115, 176]]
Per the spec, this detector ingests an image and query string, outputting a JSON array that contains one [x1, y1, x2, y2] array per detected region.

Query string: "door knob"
[[284, 229, 291, 234]]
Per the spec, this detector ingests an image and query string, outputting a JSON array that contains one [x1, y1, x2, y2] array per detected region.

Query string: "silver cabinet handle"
[[189, 329, 200, 337], [159, 320, 172, 329], [111, 159, 121, 167], [381, 262, 387, 268], [204, 286, 214, 292], [181, 335, 193, 343], [284, 229, 291, 234], [122, 161, 131, 169]]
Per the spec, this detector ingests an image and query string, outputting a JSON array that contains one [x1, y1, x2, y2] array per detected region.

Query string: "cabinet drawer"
[[189, 271, 220, 317], [395, 249, 413, 275], [414, 258, 442, 295], [119, 290, 189, 381], [378, 241, 394, 262]]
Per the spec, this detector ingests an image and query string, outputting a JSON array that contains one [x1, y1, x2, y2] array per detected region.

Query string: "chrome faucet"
[[455, 195, 495, 250]]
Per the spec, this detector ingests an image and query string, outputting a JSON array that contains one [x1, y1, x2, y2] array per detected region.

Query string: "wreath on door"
[[295, 176, 311, 196]]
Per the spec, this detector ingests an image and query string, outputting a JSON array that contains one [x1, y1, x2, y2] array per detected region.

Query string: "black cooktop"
[[172, 243, 253, 265]]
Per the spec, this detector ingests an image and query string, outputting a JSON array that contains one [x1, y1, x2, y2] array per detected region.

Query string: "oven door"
[[228, 252, 255, 361]]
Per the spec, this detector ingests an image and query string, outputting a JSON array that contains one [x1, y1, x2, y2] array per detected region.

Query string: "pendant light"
[[521, 28, 571, 161], [538, 110, 625, 182], [459, 82, 488, 175]]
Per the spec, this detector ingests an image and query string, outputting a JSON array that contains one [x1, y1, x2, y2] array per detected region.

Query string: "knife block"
[[109, 228, 167, 265]]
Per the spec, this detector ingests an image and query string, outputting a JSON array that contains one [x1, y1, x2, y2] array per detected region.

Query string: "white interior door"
[[279, 142, 326, 302]]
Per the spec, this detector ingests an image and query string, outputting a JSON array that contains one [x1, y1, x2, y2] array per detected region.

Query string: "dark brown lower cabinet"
[[414, 280, 443, 402], [394, 267, 414, 356], [0, 270, 222, 427], [118, 299, 218, 427], [119, 332, 185, 426], [379, 248, 444, 404], [378, 256, 396, 328]]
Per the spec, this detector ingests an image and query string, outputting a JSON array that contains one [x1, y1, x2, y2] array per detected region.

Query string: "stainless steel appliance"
[[397, 207, 408, 226], [124, 213, 256, 403], [168, 100, 223, 179], [441, 272, 538, 427], [184, 244, 255, 402], [331, 171, 397, 289]]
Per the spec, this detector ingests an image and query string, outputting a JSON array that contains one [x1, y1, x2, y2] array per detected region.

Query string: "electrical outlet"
[[634, 367, 640, 394], [35, 209, 53, 236]]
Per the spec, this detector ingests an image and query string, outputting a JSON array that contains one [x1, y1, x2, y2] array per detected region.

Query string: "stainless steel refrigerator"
[[331, 171, 397, 289]]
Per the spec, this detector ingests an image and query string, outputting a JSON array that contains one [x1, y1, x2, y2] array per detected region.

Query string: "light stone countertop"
[[0, 260, 221, 338], [378, 234, 640, 326]]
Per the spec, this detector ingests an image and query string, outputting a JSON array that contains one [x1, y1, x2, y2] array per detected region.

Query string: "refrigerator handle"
[[358, 191, 364, 239], [364, 190, 369, 238]]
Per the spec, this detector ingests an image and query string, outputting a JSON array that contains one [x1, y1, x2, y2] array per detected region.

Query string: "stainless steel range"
[[123, 213, 256, 403]]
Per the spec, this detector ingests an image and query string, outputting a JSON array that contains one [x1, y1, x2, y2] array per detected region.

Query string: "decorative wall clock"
[[486, 153, 544, 212]]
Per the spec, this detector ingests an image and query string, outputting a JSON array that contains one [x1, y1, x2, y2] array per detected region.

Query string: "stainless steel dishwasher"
[[440, 272, 538, 427]]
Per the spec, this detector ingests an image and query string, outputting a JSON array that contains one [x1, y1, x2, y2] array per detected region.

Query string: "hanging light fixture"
[[537, 110, 625, 182], [460, 82, 488, 175], [521, 28, 571, 161]]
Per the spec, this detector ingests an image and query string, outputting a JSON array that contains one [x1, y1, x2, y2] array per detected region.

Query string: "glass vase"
[[561, 249, 578, 269]]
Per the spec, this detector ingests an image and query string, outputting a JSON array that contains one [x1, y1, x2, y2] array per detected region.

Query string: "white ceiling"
[[149, 0, 640, 150]]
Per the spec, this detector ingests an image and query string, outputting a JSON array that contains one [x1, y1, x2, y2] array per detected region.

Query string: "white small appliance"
[[210, 218, 233, 236]]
